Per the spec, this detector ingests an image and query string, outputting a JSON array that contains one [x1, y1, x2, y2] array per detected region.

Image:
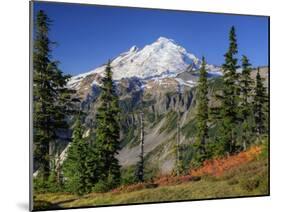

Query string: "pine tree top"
[[199, 56, 207, 77], [229, 26, 238, 54], [36, 10, 51, 28]]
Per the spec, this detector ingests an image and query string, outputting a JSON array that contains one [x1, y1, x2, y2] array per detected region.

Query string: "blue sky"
[[33, 2, 269, 76]]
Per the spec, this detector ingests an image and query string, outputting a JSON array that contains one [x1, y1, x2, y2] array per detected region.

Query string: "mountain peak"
[[156, 36, 174, 43], [68, 37, 221, 88]]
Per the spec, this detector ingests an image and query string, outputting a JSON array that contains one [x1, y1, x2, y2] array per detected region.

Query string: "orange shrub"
[[190, 146, 262, 177], [111, 146, 262, 194]]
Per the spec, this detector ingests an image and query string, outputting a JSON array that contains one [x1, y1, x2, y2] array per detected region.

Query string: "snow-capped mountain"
[[68, 37, 221, 90]]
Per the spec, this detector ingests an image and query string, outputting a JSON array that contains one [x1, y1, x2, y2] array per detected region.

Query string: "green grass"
[[34, 156, 268, 210]]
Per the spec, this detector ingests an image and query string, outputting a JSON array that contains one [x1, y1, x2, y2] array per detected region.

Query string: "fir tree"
[[33, 10, 74, 181], [135, 112, 144, 182], [216, 26, 240, 154], [253, 68, 268, 137], [239, 55, 254, 150], [63, 117, 91, 195], [194, 57, 209, 163], [174, 83, 184, 175], [175, 143, 185, 175], [94, 61, 121, 188]]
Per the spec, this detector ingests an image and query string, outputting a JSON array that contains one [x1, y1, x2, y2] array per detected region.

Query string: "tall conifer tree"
[[135, 112, 144, 182], [240, 55, 254, 150], [94, 61, 121, 188], [63, 118, 91, 195], [194, 57, 209, 163], [253, 68, 268, 137], [33, 10, 53, 181], [33, 10, 74, 181], [217, 26, 240, 154]]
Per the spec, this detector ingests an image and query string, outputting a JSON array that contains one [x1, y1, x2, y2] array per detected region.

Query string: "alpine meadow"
[[31, 2, 269, 211]]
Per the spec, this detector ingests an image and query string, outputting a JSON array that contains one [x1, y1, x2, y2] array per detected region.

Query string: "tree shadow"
[[51, 198, 78, 208], [33, 198, 78, 210]]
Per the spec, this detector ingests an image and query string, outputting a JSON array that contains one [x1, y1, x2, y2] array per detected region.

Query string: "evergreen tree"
[[33, 10, 75, 182], [194, 57, 209, 163], [33, 10, 52, 181], [174, 84, 184, 175], [175, 110, 181, 175], [63, 117, 91, 195], [253, 68, 268, 137], [216, 26, 240, 154], [94, 61, 121, 189], [239, 55, 254, 150], [135, 112, 144, 182], [175, 143, 185, 175]]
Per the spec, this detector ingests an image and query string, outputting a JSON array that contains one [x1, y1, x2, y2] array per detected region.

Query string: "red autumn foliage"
[[190, 146, 262, 177], [110, 146, 262, 194]]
